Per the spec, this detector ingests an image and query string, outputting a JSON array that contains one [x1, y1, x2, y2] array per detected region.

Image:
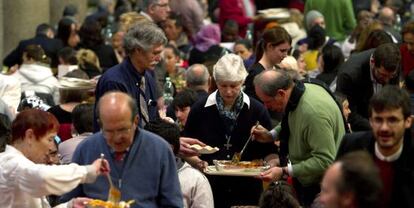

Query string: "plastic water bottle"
[[245, 23, 253, 41], [394, 14, 402, 33], [163, 77, 174, 107], [103, 15, 114, 45]]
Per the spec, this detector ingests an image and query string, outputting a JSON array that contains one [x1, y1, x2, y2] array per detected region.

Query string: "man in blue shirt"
[[94, 23, 167, 130], [61, 92, 183, 207]]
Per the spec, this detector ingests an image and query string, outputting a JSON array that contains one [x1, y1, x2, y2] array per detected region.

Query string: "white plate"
[[58, 77, 96, 89], [190, 144, 219, 154], [258, 8, 290, 19], [204, 166, 263, 177]]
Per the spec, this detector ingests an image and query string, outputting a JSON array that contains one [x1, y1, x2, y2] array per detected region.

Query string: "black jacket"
[[337, 130, 414, 208], [184, 93, 277, 208], [3, 34, 63, 68], [336, 49, 399, 131]]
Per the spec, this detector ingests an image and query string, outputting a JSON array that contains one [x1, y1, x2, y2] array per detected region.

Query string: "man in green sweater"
[[252, 69, 346, 206], [305, 0, 356, 42]]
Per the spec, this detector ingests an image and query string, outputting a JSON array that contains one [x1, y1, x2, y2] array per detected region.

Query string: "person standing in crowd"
[[244, 26, 291, 100], [315, 44, 344, 90], [145, 119, 214, 208], [252, 69, 345, 207], [3, 23, 62, 68], [337, 86, 414, 208], [163, 44, 186, 93], [139, 0, 171, 24], [169, 0, 204, 37], [56, 17, 80, 49], [0, 73, 21, 114], [0, 109, 109, 207], [218, 0, 256, 38], [11, 44, 60, 105], [184, 54, 277, 207], [378, 6, 401, 43], [234, 39, 255, 69], [319, 151, 382, 208], [305, 0, 356, 42], [160, 13, 192, 58], [48, 70, 90, 141], [94, 23, 166, 129], [259, 181, 301, 208], [78, 19, 118, 71], [185, 63, 210, 96], [336, 43, 401, 131], [400, 21, 414, 77], [94, 22, 205, 156], [170, 88, 198, 131], [61, 92, 183, 207], [58, 103, 94, 164], [188, 24, 229, 66]]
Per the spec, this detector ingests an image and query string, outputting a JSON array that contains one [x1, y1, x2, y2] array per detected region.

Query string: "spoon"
[[232, 121, 260, 163], [100, 153, 121, 204]]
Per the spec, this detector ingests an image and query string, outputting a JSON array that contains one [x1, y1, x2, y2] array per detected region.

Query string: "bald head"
[[97, 92, 138, 123], [254, 69, 293, 97], [379, 7, 395, 26], [186, 64, 209, 89]]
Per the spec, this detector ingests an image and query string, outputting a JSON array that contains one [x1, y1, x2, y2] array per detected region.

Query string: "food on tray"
[[213, 159, 269, 172], [87, 199, 135, 208], [190, 144, 219, 154]]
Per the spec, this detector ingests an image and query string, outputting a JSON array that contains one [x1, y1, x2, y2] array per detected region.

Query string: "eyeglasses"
[[102, 125, 134, 138], [371, 117, 404, 128]]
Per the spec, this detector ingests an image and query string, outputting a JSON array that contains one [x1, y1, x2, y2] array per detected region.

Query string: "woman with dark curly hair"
[[78, 19, 118, 71], [56, 17, 80, 48]]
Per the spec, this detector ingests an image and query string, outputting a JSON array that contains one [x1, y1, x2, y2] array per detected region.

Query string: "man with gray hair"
[[140, 0, 171, 24], [252, 69, 345, 206], [94, 23, 167, 129], [186, 63, 210, 97]]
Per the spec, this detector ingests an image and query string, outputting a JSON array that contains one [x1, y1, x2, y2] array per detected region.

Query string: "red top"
[[400, 44, 414, 77], [219, 0, 255, 37], [374, 157, 394, 208]]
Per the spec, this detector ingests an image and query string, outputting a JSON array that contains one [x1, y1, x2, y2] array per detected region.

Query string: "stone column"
[[3, 0, 50, 60], [50, 0, 88, 26], [0, 0, 3, 64]]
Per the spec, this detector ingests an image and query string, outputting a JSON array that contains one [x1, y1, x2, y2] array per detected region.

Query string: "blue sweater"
[[60, 129, 183, 208]]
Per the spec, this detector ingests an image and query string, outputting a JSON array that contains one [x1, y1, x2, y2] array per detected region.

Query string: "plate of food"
[[190, 144, 219, 154], [86, 199, 135, 208], [204, 160, 269, 176]]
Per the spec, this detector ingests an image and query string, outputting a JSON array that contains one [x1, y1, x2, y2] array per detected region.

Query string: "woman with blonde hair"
[[76, 49, 101, 79]]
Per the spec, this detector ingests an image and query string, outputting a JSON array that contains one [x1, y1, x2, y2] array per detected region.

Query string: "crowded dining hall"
[[1, 0, 414, 207]]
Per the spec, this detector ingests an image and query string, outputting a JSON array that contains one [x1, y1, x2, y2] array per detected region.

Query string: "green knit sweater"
[[305, 0, 356, 41], [283, 84, 345, 186]]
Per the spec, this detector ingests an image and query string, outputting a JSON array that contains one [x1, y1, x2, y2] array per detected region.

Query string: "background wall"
[[0, 0, 88, 65]]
